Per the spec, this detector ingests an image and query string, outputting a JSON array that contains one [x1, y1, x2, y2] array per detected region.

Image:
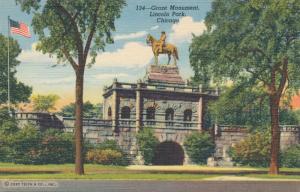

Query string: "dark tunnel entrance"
[[152, 141, 184, 165]]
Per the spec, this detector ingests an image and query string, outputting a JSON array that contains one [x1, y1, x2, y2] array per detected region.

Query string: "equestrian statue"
[[146, 31, 179, 65]]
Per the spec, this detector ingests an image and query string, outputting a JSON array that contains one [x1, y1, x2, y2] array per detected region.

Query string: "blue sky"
[[0, 0, 212, 107]]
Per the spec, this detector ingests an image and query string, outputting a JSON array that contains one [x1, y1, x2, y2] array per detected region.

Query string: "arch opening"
[[152, 141, 184, 165]]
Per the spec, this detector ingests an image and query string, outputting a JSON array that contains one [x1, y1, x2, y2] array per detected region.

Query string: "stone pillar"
[[198, 96, 203, 131], [112, 78, 119, 133], [136, 81, 142, 132]]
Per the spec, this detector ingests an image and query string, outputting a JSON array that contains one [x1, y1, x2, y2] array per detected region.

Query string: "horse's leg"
[[155, 54, 158, 65], [173, 53, 177, 66], [167, 54, 171, 65]]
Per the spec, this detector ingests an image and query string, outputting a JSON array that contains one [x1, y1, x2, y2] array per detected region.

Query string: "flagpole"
[[7, 16, 11, 116]]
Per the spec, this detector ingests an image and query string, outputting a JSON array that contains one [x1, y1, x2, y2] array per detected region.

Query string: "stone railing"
[[143, 120, 200, 130], [62, 117, 112, 128], [217, 125, 248, 132], [15, 112, 64, 130], [104, 81, 220, 96], [280, 125, 300, 132], [217, 124, 300, 133]]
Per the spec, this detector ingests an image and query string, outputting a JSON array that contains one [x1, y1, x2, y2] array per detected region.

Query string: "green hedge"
[[10, 125, 74, 164], [281, 145, 300, 168], [85, 140, 129, 166], [136, 128, 159, 165], [183, 132, 215, 164], [229, 131, 271, 167]]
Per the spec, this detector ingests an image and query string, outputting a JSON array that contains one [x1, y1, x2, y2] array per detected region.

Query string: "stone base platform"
[[145, 64, 185, 85]]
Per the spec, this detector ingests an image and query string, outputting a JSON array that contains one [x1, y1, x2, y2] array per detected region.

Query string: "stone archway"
[[152, 141, 184, 165]]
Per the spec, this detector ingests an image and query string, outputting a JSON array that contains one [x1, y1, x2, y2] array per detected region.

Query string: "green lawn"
[[0, 163, 299, 180]]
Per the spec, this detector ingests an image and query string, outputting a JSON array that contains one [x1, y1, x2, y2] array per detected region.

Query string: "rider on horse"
[[159, 31, 166, 53]]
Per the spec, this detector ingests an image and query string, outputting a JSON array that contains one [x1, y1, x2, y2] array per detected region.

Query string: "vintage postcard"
[[0, 0, 299, 191]]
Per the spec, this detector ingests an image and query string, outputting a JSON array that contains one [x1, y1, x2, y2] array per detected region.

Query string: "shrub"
[[10, 124, 43, 164], [39, 129, 74, 164], [183, 132, 215, 164], [281, 145, 300, 168], [0, 109, 19, 162], [136, 128, 159, 165], [229, 131, 271, 167], [9, 125, 74, 164], [86, 149, 124, 165], [85, 140, 129, 166]]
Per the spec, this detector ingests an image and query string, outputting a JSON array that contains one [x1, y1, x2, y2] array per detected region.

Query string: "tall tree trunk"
[[269, 95, 280, 175], [75, 69, 84, 175]]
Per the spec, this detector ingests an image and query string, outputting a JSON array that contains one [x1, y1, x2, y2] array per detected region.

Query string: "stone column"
[[136, 81, 142, 132], [112, 78, 119, 133], [198, 96, 203, 131]]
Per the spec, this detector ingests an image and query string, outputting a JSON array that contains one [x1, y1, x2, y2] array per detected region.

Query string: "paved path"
[[1, 180, 300, 192]]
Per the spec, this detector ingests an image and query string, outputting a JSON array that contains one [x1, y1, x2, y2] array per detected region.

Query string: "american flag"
[[9, 19, 31, 38]]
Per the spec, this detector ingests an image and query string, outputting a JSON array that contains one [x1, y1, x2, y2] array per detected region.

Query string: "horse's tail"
[[174, 47, 179, 60]]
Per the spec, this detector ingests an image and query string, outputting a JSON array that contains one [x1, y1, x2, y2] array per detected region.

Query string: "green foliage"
[[0, 109, 19, 162], [31, 94, 60, 112], [208, 86, 300, 130], [0, 108, 19, 135], [59, 101, 102, 118], [190, 0, 300, 89], [279, 109, 300, 125], [1, 122, 74, 164], [16, 0, 126, 67], [190, 2, 300, 171], [281, 145, 300, 168], [190, 0, 300, 122], [208, 86, 270, 130], [183, 132, 215, 165], [38, 129, 74, 164], [136, 128, 159, 165], [86, 149, 124, 165], [0, 34, 32, 104], [229, 132, 271, 167], [10, 124, 43, 164], [85, 140, 129, 166]]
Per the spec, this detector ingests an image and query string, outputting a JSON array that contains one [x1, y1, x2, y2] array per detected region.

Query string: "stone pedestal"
[[145, 64, 185, 85]]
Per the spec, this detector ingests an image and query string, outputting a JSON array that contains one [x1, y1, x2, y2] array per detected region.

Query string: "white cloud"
[[150, 25, 159, 30], [114, 31, 147, 41], [18, 42, 57, 64], [40, 76, 75, 85], [95, 42, 153, 67], [94, 73, 129, 80], [169, 16, 206, 43]]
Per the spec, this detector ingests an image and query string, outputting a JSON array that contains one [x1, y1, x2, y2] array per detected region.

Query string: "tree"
[[208, 86, 270, 131], [0, 34, 32, 105], [31, 94, 60, 112], [229, 131, 271, 167], [190, 0, 300, 174], [59, 101, 102, 118], [183, 132, 215, 164], [17, 0, 126, 174], [136, 128, 159, 165]]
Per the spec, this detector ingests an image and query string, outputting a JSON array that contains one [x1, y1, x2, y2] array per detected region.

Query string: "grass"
[[0, 163, 299, 180]]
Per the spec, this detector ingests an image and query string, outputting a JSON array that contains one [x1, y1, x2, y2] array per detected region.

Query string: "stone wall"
[[214, 125, 300, 158], [14, 112, 300, 165], [280, 125, 300, 150], [214, 126, 249, 158]]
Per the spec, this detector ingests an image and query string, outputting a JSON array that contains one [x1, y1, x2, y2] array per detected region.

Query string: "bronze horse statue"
[[146, 34, 179, 65]]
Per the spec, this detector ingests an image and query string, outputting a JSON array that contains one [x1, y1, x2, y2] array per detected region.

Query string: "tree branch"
[[245, 68, 270, 87], [276, 57, 288, 99], [50, 0, 84, 64], [83, 0, 101, 64], [62, 47, 78, 72]]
